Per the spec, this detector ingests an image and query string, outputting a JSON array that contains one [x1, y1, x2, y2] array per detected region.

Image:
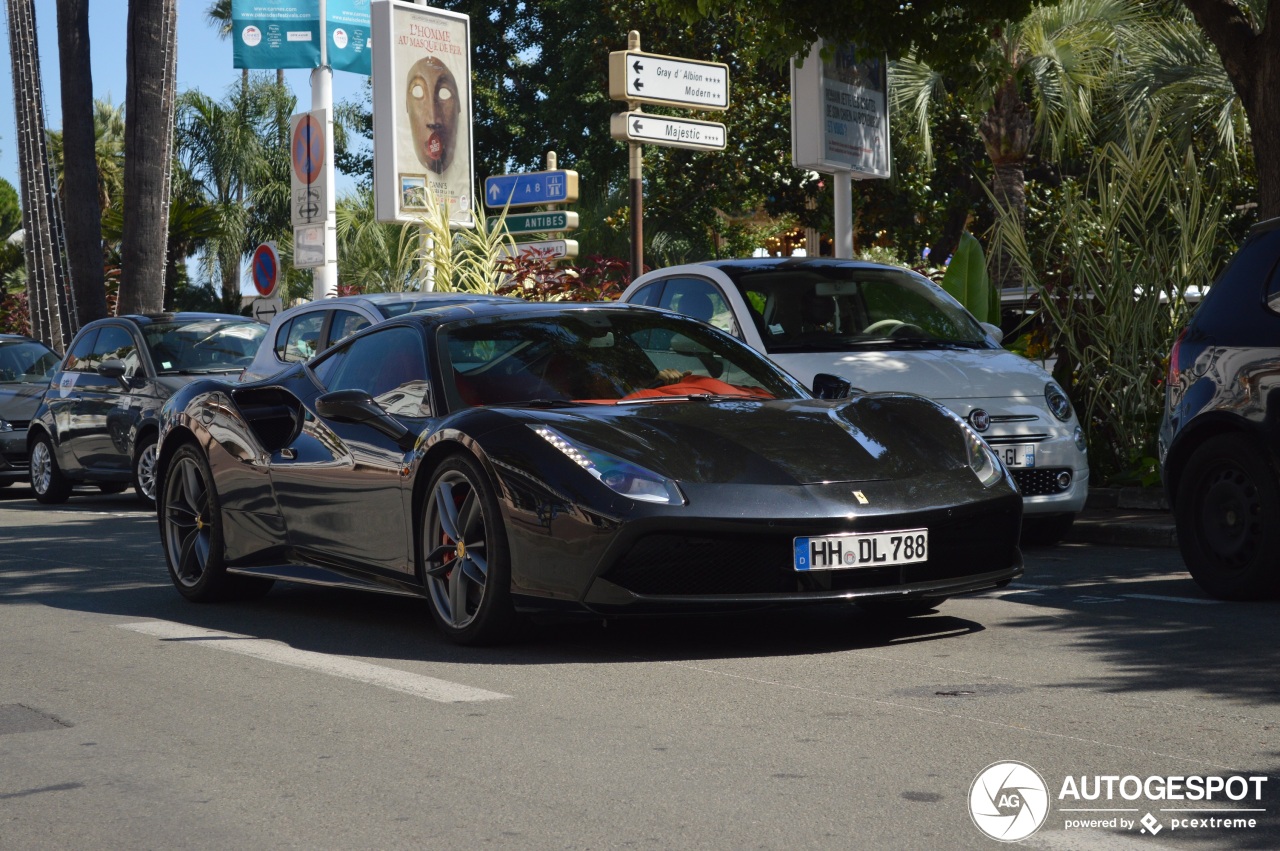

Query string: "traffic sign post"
[[484, 170, 580, 209], [499, 239, 580, 261], [290, 110, 329, 228], [608, 31, 731, 278], [250, 243, 281, 298], [610, 112, 727, 151], [608, 50, 729, 111], [487, 210, 580, 236]]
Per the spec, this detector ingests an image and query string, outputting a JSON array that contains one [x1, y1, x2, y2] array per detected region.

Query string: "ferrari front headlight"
[[532, 425, 684, 505], [963, 425, 1005, 488]]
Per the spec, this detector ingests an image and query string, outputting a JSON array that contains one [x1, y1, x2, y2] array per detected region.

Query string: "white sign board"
[[791, 41, 890, 178], [293, 224, 326, 268], [372, 0, 475, 226], [252, 296, 284, 323], [608, 50, 729, 110], [610, 112, 726, 151], [289, 110, 330, 227]]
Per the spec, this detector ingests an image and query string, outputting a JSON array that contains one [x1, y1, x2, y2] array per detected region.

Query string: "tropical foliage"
[[990, 125, 1226, 482]]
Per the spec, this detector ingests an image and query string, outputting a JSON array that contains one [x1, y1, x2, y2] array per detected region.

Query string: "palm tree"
[[119, 0, 178, 315], [175, 89, 266, 307], [1104, 4, 1249, 167], [891, 0, 1147, 288], [56, 0, 108, 324]]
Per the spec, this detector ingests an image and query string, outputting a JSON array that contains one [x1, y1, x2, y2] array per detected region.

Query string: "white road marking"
[[1121, 593, 1222, 605], [117, 620, 509, 703]]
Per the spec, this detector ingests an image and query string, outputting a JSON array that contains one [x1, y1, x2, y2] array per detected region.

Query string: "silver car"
[[241, 292, 520, 383]]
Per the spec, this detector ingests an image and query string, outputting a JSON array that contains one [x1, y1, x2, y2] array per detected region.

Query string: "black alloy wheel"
[[1176, 434, 1280, 600], [161, 442, 272, 602], [422, 453, 516, 645]]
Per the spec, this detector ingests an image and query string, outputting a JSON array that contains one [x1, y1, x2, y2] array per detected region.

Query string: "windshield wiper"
[[493, 398, 579, 409], [617, 393, 772, 405], [159, 367, 244, 375]]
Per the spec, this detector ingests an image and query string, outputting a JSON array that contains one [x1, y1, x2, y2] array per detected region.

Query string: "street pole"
[[627, 30, 643, 279], [833, 171, 853, 259], [312, 0, 338, 299]]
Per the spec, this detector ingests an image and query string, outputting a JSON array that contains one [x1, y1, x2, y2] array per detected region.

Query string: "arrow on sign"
[[633, 119, 643, 133], [632, 60, 643, 73], [632, 79, 644, 91], [489, 184, 500, 202]]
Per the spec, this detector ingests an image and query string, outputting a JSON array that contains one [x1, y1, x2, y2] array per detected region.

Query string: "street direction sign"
[[609, 50, 729, 110], [488, 210, 580, 236], [610, 112, 727, 151], [484, 170, 580, 209], [499, 239, 580, 260], [251, 243, 280, 298]]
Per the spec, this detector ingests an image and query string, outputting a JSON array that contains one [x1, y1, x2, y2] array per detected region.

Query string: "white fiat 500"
[[621, 258, 1088, 544]]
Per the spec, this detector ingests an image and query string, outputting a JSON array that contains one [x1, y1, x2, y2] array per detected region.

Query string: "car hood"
[[0, 381, 49, 421], [508, 395, 968, 486], [771, 348, 1053, 400]]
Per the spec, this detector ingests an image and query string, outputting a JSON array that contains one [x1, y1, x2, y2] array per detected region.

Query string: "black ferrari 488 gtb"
[[155, 301, 1023, 644]]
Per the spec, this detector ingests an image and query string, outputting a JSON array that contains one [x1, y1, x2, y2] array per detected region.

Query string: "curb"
[[1066, 514, 1178, 548]]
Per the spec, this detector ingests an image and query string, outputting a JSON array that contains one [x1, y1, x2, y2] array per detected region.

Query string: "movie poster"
[[372, 1, 473, 225]]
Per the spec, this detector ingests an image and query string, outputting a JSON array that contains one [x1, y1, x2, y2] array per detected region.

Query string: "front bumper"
[[0, 426, 29, 481]]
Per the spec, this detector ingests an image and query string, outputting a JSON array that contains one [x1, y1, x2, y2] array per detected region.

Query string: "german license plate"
[[794, 529, 928, 571], [997, 444, 1036, 468]]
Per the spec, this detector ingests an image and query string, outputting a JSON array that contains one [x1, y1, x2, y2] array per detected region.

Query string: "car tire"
[[132, 432, 159, 505], [1020, 513, 1076, 547], [160, 442, 273, 602], [1175, 434, 1280, 600], [421, 453, 517, 645], [29, 434, 71, 504], [857, 597, 946, 618], [97, 483, 129, 494]]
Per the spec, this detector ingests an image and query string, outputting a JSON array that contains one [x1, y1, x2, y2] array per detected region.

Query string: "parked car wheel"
[[132, 432, 159, 505], [422, 454, 517, 645], [1175, 434, 1280, 600], [161, 442, 272, 602], [29, 434, 70, 504], [1020, 513, 1076, 547]]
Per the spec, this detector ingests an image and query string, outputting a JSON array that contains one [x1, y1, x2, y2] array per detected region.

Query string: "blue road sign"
[[484, 170, 580, 209]]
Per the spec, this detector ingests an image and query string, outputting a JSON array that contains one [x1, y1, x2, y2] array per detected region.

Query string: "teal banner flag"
[[328, 0, 372, 76], [232, 0, 321, 70]]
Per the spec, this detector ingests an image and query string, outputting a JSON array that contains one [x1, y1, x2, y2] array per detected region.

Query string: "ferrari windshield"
[[143, 318, 266, 373], [440, 310, 804, 409], [723, 266, 993, 353]]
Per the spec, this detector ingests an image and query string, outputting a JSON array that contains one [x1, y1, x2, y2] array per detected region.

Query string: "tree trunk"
[[1182, 0, 1279, 219], [119, 0, 177, 316], [56, 0, 108, 325], [978, 76, 1032, 292]]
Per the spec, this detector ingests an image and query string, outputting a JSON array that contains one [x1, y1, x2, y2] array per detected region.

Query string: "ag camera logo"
[[970, 761, 1050, 842]]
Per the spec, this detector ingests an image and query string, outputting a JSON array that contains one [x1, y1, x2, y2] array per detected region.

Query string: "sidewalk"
[[1063, 487, 1178, 548]]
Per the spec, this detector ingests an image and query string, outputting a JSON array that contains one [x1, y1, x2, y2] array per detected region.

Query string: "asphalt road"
[[1, 486, 1277, 850]]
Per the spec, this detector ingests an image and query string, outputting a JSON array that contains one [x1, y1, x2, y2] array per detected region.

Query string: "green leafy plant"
[[939, 231, 996, 324], [989, 121, 1226, 484]]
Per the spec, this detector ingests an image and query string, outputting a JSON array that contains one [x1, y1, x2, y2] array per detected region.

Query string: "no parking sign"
[[251, 243, 280, 298]]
